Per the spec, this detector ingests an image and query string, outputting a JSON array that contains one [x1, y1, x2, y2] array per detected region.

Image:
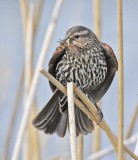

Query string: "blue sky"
[[0, 0, 138, 159]]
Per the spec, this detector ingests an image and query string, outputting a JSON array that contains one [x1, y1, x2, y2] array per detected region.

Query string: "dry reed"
[[67, 82, 78, 160], [77, 135, 83, 160], [24, 3, 40, 160], [117, 0, 124, 159], [92, 0, 101, 157]]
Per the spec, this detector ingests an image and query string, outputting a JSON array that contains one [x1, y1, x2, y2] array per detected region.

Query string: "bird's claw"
[[95, 107, 103, 125]]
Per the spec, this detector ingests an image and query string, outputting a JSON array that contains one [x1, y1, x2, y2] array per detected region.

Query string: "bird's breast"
[[55, 49, 107, 92]]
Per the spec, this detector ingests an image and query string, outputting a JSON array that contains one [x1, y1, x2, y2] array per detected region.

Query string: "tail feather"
[[44, 109, 62, 134], [78, 108, 94, 132], [75, 107, 94, 135], [36, 106, 58, 130], [56, 111, 68, 137], [33, 89, 62, 133], [78, 108, 90, 134], [75, 107, 86, 134]]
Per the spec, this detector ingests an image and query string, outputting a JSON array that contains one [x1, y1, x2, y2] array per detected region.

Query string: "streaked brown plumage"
[[33, 26, 118, 137]]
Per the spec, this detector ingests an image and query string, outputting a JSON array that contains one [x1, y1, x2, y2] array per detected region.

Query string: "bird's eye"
[[74, 35, 79, 38]]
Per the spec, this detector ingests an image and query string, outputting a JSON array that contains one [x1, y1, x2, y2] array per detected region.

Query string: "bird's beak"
[[65, 38, 70, 47], [61, 37, 70, 47], [59, 37, 71, 47]]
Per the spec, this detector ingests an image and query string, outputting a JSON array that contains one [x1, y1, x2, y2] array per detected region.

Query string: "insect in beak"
[[65, 38, 70, 47], [57, 37, 70, 47]]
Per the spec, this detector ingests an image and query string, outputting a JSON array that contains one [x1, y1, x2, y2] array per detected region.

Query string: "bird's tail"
[[33, 90, 94, 137], [32, 89, 68, 137], [75, 105, 94, 136]]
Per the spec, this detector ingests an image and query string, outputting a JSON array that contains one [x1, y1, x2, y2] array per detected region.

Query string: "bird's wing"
[[48, 43, 66, 92], [88, 42, 118, 103]]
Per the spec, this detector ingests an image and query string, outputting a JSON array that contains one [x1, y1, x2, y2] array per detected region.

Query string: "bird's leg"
[[87, 94, 103, 124]]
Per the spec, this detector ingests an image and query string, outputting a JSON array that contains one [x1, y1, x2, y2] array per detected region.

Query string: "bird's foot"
[[87, 94, 103, 124], [95, 106, 103, 125]]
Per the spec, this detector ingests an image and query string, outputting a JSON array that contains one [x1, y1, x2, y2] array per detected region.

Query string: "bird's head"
[[59, 26, 100, 50]]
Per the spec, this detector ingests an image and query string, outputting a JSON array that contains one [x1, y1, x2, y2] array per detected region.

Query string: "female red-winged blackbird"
[[33, 26, 118, 137]]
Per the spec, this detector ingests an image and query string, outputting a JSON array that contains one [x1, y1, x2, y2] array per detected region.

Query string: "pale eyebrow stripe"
[[78, 30, 89, 36]]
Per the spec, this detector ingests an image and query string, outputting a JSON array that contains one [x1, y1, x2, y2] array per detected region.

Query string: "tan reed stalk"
[[27, 102, 40, 160], [24, 3, 34, 96], [39, 68, 138, 160], [34, 0, 44, 36], [24, 3, 34, 159], [67, 82, 78, 160], [92, 0, 101, 157], [117, 0, 124, 159], [3, 69, 24, 160], [93, 0, 101, 38], [77, 135, 83, 160], [11, 1, 64, 159], [125, 105, 138, 139], [20, 0, 28, 35], [24, 3, 40, 160]]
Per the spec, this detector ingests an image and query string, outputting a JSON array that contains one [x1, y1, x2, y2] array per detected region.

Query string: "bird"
[[32, 25, 118, 137]]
